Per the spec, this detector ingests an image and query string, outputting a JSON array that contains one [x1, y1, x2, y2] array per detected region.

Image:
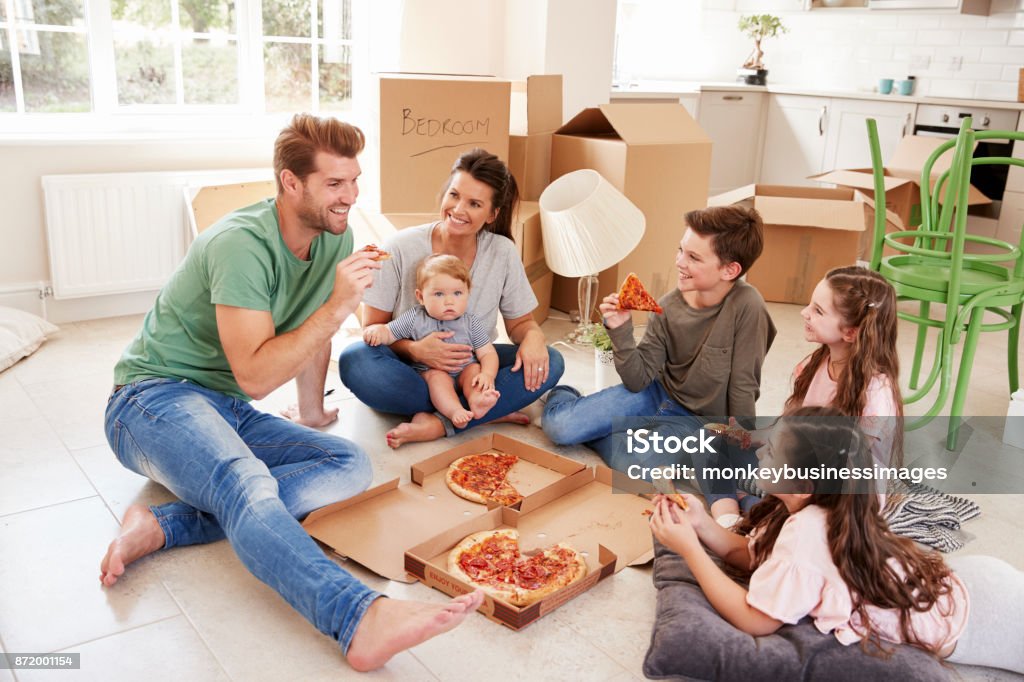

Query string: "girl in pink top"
[[651, 408, 1023, 673], [710, 266, 902, 526]]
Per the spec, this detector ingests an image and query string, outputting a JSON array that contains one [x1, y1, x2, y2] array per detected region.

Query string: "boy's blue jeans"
[[104, 377, 380, 653]]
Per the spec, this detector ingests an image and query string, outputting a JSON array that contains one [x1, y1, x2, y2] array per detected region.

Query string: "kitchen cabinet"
[[760, 94, 915, 186], [760, 94, 831, 186], [698, 91, 766, 195], [824, 98, 916, 170]]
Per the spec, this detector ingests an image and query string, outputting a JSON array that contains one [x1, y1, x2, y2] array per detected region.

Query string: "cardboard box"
[[371, 74, 511, 214], [708, 184, 900, 305], [549, 103, 712, 317], [509, 75, 563, 201], [405, 466, 655, 630], [810, 134, 991, 230], [302, 433, 586, 582]]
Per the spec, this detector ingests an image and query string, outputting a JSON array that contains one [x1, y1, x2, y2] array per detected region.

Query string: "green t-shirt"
[[114, 198, 353, 400]]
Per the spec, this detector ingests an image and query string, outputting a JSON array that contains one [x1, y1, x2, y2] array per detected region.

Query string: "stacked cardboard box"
[[508, 75, 563, 201], [548, 103, 712, 318], [708, 184, 900, 305]]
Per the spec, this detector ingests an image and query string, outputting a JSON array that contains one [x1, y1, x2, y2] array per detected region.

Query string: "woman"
[[340, 148, 564, 446]]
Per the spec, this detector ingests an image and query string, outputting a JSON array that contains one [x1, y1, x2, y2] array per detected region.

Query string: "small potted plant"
[[590, 325, 619, 391], [737, 14, 788, 86]]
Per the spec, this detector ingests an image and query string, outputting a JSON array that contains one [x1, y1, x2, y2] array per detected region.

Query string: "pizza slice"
[[704, 422, 752, 449], [617, 272, 663, 314], [360, 243, 392, 261]]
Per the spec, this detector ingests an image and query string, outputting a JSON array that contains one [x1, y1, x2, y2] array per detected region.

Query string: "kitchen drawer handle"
[[902, 112, 911, 138], [818, 106, 827, 136], [722, 95, 743, 101]]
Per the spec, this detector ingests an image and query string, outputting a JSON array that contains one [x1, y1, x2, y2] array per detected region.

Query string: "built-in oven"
[[913, 104, 1019, 233]]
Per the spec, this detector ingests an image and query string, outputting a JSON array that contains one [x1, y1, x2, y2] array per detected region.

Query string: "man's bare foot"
[[347, 591, 484, 672], [467, 388, 500, 420], [99, 504, 166, 586], [385, 412, 446, 449], [490, 410, 530, 426]]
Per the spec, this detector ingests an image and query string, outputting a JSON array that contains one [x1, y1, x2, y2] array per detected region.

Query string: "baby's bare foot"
[[468, 388, 500, 420]]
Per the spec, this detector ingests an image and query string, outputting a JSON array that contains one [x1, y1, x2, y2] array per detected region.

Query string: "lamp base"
[[565, 321, 602, 345]]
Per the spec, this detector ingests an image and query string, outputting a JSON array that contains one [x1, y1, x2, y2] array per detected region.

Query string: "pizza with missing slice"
[[446, 453, 522, 506], [447, 529, 588, 607], [617, 272, 663, 314]]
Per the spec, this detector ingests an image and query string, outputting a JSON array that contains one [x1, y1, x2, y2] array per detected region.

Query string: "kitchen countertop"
[[610, 80, 1024, 111]]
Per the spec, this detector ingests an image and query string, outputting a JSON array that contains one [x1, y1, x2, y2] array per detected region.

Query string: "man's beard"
[[298, 187, 345, 234]]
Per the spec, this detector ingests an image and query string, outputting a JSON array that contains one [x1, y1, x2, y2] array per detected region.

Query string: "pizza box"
[[302, 433, 586, 582], [405, 466, 656, 630]]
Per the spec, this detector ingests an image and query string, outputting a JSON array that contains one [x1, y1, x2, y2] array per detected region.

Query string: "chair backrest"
[[186, 180, 277, 238]]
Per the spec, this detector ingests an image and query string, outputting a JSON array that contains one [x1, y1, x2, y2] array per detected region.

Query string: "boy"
[[364, 254, 500, 430], [542, 206, 776, 471]]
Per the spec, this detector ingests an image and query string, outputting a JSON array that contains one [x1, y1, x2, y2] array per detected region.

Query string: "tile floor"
[[1, 302, 1022, 681]]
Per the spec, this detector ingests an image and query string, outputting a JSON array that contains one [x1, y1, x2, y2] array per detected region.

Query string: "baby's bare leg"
[[422, 369, 474, 428], [459, 363, 500, 420]]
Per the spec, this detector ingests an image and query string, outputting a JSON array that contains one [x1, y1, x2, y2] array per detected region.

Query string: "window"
[[0, 0, 356, 119]]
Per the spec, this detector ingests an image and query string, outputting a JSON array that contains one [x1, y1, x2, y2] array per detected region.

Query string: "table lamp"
[[539, 169, 646, 344]]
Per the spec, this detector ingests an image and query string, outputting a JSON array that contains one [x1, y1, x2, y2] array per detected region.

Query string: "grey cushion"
[[643, 539, 950, 681]]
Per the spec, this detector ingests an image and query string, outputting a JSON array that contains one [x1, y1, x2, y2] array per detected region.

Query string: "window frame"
[[0, 0, 366, 138]]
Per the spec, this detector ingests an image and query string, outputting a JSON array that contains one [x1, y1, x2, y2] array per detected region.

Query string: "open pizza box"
[[302, 433, 586, 582], [405, 466, 656, 630]]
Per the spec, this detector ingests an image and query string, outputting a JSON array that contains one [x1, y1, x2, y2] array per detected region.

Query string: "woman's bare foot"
[[386, 412, 446, 449], [346, 591, 485, 672], [99, 504, 166, 586], [467, 388, 500, 420], [490, 410, 530, 426]]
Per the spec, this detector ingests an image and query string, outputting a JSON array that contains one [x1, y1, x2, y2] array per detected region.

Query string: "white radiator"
[[42, 168, 272, 299]]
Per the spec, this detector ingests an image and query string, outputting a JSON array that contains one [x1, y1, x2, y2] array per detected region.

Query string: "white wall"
[[618, 0, 1024, 101]]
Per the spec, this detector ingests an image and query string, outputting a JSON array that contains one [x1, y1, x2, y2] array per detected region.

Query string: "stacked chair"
[[866, 117, 1024, 449]]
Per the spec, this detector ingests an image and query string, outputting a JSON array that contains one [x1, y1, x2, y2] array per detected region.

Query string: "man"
[[99, 114, 482, 672]]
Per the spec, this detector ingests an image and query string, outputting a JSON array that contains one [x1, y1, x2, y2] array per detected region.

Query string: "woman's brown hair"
[[786, 265, 903, 468], [738, 407, 955, 659], [441, 148, 519, 241]]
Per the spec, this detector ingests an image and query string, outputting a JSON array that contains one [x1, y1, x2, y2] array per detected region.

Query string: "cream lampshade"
[[539, 169, 646, 343]]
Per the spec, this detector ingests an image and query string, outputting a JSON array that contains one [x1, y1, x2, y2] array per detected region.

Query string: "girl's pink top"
[[746, 504, 969, 650]]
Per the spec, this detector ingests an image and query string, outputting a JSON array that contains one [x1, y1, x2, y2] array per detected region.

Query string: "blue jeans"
[[542, 381, 710, 475], [104, 377, 379, 653], [339, 342, 564, 435]]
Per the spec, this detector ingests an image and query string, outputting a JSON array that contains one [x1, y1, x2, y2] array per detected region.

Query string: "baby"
[[363, 254, 500, 427]]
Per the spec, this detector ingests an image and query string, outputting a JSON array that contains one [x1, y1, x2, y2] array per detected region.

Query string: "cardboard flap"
[[511, 75, 563, 135], [517, 467, 654, 571], [755, 195, 866, 232], [855, 190, 905, 230], [302, 477, 487, 583], [598, 103, 710, 145], [556, 107, 618, 138], [809, 169, 912, 192], [888, 135, 950, 177]]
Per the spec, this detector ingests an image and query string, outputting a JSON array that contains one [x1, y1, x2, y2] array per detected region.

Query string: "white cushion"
[[0, 306, 60, 372]]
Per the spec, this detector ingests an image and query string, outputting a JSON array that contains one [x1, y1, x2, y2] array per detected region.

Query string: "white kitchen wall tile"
[[899, 15, 943, 29], [928, 79, 976, 99], [975, 80, 1017, 100], [1009, 29, 1024, 44], [955, 63, 1007, 81], [915, 29, 961, 45], [981, 45, 1024, 62], [934, 46, 981, 61], [989, 12, 1024, 29], [855, 45, 890, 61], [940, 14, 989, 28], [990, 0, 1024, 13], [961, 28, 1008, 45], [873, 29, 916, 45], [1002, 64, 1023, 80]]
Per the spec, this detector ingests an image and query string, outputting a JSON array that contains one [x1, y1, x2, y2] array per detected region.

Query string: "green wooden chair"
[[866, 117, 1024, 449]]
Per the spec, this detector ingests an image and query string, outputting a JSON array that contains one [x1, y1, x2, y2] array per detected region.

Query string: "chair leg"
[[947, 308, 985, 450], [1009, 303, 1022, 395], [909, 301, 930, 390]]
